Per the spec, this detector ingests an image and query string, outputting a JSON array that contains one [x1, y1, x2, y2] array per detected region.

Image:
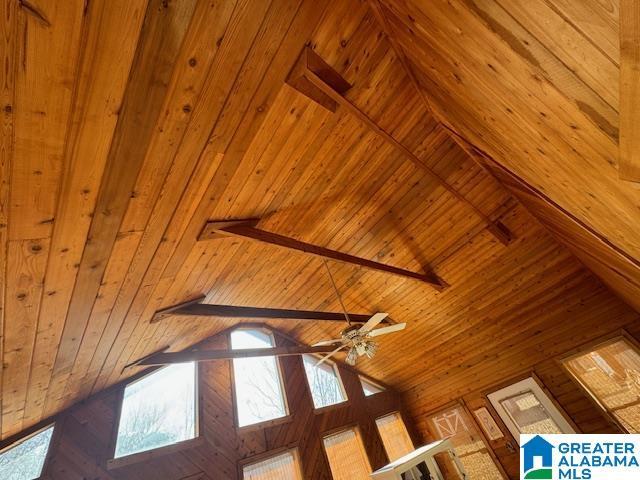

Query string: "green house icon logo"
[[522, 435, 554, 479]]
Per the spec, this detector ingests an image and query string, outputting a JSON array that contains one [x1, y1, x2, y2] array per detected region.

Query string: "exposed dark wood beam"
[[620, 0, 640, 182], [199, 219, 447, 288], [151, 295, 385, 324], [138, 345, 340, 365], [288, 47, 512, 246]]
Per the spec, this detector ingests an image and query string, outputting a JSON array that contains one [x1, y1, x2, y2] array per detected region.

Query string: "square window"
[[114, 362, 197, 458], [0, 425, 54, 480], [303, 355, 347, 409], [231, 329, 288, 427], [563, 337, 640, 432]]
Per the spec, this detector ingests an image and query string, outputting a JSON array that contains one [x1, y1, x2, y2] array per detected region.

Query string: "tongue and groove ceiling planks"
[[0, 0, 638, 441]]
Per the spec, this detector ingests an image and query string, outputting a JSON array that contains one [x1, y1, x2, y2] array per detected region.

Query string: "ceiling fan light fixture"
[[346, 347, 358, 366], [364, 341, 378, 359]]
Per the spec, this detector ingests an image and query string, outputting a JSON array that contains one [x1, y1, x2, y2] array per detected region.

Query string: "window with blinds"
[[375, 412, 414, 461], [242, 450, 303, 480], [563, 337, 640, 432], [323, 428, 371, 480]]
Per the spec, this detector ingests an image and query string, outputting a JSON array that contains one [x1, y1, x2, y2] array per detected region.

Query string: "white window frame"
[[302, 354, 348, 411], [487, 377, 575, 443], [230, 327, 290, 429], [0, 423, 55, 479], [112, 362, 200, 460]]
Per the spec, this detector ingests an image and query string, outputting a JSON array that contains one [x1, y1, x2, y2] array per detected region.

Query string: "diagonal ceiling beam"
[[199, 219, 447, 289], [150, 295, 386, 324], [287, 46, 512, 246], [619, 0, 640, 182]]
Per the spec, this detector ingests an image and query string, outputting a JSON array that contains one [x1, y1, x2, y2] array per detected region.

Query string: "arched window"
[[231, 328, 288, 427]]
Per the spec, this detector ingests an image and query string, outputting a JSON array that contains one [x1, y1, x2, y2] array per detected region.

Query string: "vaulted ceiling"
[[1, 0, 638, 440]]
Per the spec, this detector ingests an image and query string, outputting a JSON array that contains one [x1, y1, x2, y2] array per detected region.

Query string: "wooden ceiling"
[[1, 0, 638, 441]]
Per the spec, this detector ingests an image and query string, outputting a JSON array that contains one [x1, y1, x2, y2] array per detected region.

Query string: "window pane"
[[361, 377, 384, 397], [429, 406, 503, 480], [376, 413, 414, 462], [0, 426, 54, 480], [231, 329, 287, 427], [323, 429, 371, 480], [564, 338, 640, 432], [115, 362, 196, 458], [499, 391, 562, 434], [303, 355, 347, 409], [243, 450, 302, 480]]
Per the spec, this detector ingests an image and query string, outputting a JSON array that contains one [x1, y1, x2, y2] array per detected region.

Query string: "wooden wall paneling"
[[0, 0, 18, 433], [22, 0, 148, 430], [41, 0, 200, 418], [2, 0, 86, 437], [619, 0, 640, 182]]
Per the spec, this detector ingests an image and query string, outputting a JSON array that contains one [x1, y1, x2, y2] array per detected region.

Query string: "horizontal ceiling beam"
[[151, 295, 385, 324], [619, 0, 640, 182], [137, 345, 339, 365], [199, 219, 447, 289]]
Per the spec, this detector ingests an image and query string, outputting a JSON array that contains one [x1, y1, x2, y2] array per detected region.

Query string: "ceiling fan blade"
[[137, 345, 337, 366], [315, 344, 347, 367], [312, 339, 343, 347], [368, 322, 407, 337], [358, 312, 389, 333]]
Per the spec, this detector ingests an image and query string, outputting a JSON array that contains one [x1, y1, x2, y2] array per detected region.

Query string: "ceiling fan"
[[132, 261, 407, 368], [313, 312, 406, 366]]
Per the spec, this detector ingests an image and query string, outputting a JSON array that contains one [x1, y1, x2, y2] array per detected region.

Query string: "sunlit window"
[[360, 376, 384, 397], [302, 355, 347, 409], [0, 425, 54, 480], [231, 329, 288, 427], [563, 337, 640, 432], [242, 449, 303, 479], [323, 428, 371, 480], [114, 362, 197, 458], [376, 412, 414, 461]]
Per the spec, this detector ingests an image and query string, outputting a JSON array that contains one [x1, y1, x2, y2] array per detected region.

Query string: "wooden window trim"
[[237, 445, 303, 479], [229, 327, 291, 429], [108, 361, 201, 466], [557, 329, 640, 433]]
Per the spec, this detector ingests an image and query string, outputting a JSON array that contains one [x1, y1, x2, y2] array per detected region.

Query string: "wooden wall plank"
[[619, 0, 640, 182]]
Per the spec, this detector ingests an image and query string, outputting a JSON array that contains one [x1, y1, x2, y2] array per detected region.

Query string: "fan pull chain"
[[323, 259, 351, 326]]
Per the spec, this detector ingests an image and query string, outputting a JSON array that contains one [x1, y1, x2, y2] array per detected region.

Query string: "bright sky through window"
[[302, 355, 347, 409], [360, 376, 384, 396], [231, 329, 287, 427], [114, 362, 196, 458], [0, 425, 54, 480]]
